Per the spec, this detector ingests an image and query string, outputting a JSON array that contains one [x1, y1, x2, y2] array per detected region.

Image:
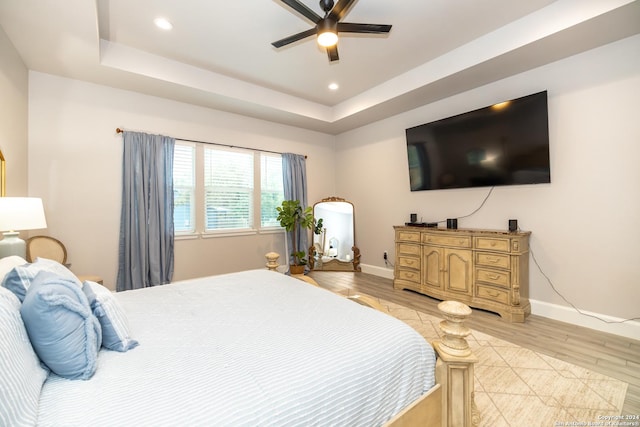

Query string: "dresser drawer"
[[475, 284, 509, 305], [397, 269, 421, 284], [398, 243, 420, 257], [397, 230, 421, 243], [422, 234, 472, 248], [476, 268, 510, 288], [475, 252, 510, 269], [475, 237, 510, 252], [398, 256, 420, 270]]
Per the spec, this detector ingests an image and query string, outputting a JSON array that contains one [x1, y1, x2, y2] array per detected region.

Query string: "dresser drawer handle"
[[405, 259, 416, 266], [486, 257, 500, 263], [487, 273, 501, 280], [485, 290, 500, 297], [490, 241, 496, 246], [459, 240, 466, 245]]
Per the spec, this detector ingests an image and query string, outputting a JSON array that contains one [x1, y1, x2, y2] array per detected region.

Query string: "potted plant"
[[276, 200, 323, 274]]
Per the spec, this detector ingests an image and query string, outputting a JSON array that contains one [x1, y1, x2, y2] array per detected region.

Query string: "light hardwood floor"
[[306, 270, 640, 416]]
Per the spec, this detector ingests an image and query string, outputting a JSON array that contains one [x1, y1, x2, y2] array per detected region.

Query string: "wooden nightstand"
[[77, 275, 103, 285]]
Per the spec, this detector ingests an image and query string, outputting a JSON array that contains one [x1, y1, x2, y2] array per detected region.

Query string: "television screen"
[[405, 91, 550, 191]]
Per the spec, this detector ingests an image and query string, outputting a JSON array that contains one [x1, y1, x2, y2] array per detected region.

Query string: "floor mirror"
[[309, 197, 361, 271]]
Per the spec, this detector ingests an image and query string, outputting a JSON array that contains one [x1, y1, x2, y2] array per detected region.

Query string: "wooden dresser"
[[393, 225, 531, 322]]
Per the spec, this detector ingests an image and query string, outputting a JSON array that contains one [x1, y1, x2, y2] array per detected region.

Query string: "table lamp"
[[0, 197, 48, 259]]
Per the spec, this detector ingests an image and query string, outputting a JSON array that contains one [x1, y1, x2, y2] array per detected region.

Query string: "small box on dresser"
[[394, 225, 531, 322]]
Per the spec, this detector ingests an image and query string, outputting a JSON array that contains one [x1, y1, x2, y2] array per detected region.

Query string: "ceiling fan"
[[272, 0, 392, 62]]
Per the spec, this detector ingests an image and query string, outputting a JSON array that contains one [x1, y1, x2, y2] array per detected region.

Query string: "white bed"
[[38, 269, 435, 426], [1, 256, 479, 427]]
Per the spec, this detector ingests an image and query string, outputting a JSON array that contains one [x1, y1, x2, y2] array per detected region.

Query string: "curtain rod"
[[115, 128, 306, 158]]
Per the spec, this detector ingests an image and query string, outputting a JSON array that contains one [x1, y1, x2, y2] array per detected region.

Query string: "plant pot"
[[289, 265, 305, 275]]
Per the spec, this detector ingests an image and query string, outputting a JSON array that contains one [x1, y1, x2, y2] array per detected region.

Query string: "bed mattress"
[[37, 270, 436, 426]]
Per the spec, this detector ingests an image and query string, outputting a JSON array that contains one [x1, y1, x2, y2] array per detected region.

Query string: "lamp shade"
[[0, 198, 48, 232]]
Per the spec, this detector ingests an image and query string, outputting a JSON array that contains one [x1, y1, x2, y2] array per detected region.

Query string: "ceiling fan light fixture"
[[272, 0, 392, 62], [317, 31, 338, 47], [317, 19, 338, 47]]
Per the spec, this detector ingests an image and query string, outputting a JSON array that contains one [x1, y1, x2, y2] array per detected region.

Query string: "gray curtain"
[[282, 153, 308, 268], [117, 131, 175, 291]]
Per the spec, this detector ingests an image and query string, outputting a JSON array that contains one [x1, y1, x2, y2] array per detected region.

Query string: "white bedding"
[[37, 270, 436, 426]]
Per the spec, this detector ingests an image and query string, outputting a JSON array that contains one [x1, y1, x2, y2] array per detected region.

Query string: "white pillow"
[[0, 286, 49, 425], [83, 281, 139, 352], [0, 255, 27, 282]]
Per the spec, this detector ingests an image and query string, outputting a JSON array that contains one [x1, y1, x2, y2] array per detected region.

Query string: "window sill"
[[175, 228, 284, 240], [175, 233, 199, 241], [259, 227, 285, 235], [202, 229, 257, 238]]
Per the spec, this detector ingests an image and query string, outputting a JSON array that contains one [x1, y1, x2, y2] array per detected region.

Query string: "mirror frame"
[[309, 196, 361, 272], [0, 149, 5, 196]]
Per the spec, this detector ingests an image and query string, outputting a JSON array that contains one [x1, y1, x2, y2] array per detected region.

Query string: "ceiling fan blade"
[[280, 0, 322, 23], [272, 28, 317, 48], [327, 45, 339, 62], [329, 0, 356, 21], [338, 22, 392, 34]]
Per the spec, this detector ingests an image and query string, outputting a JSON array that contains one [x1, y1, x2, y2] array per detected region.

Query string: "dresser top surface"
[[394, 225, 531, 237]]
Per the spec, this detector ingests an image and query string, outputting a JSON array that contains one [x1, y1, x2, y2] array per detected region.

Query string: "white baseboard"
[[529, 299, 640, 341], [360, 264, 640, 341], [360, 263, 394, 280]]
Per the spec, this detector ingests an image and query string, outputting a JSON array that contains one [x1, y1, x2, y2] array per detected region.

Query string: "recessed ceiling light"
[[328, 83, 339, 91], [154, 17, 173, 31]]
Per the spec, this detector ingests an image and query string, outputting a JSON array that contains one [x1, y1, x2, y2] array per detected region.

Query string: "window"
[[173, 144, 195, 233], [204, 148, 253, 231], [174, 142, 284, 235], [261, 154, 284, 228]]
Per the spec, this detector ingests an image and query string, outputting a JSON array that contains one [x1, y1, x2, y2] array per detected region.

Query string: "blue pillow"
[[2, 257, 82, 302], [83, 280, 139, 352], [20, 271, 101, 380]]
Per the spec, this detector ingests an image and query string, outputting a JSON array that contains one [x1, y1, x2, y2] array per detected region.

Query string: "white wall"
[[0, 25, 28, 196], [28, 72, 336, 289], [22, 35, 640, 339], [335, 35, 640, 339]]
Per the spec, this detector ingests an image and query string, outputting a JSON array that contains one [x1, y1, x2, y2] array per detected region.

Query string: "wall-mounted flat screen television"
[[405, 91, 550, 191]]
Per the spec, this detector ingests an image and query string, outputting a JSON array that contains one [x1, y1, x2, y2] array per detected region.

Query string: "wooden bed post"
[[432, 300, 480, 427], [265, 252, 280, 271]]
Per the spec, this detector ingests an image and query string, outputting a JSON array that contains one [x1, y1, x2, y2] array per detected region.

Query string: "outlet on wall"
[[383, 251, 388, 260]]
